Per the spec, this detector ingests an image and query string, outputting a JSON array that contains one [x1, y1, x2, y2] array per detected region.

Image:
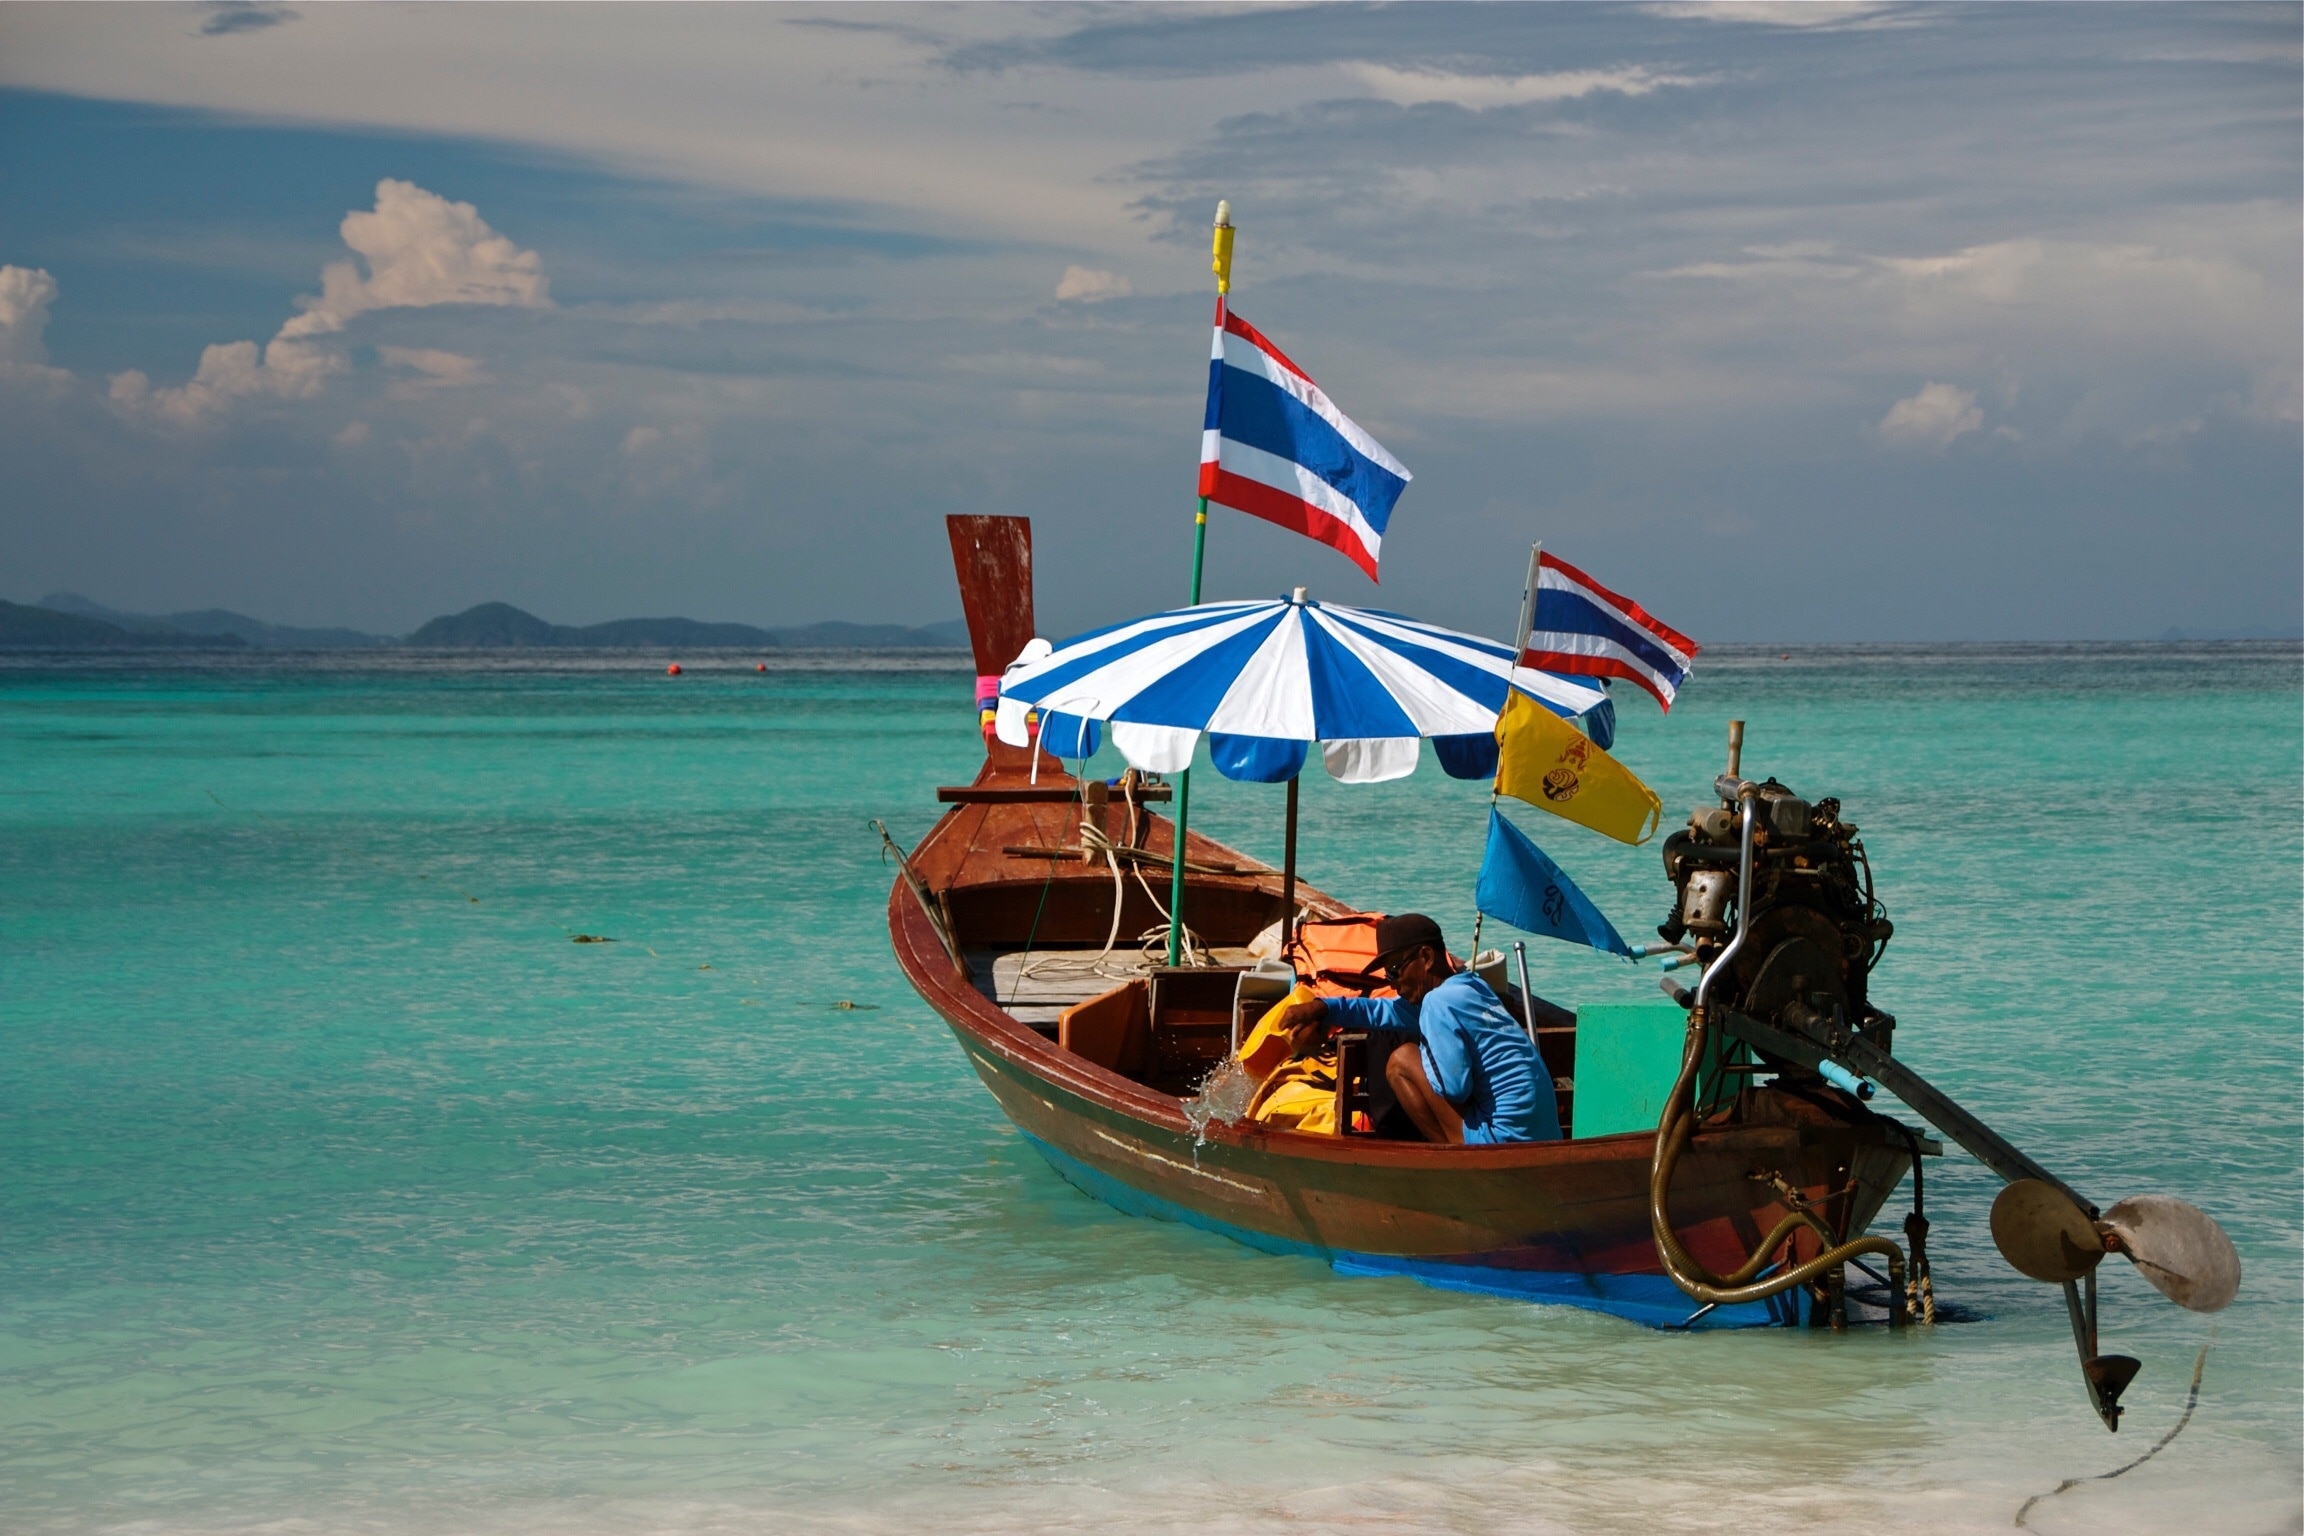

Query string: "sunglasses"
[[1374, 949, 1431, 984]]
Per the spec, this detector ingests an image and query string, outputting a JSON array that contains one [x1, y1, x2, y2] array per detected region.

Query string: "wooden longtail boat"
[[886, 516, 1921, 1329]]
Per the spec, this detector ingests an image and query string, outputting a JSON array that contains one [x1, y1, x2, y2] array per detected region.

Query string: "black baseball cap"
[[1372, 913, 1446, 970]]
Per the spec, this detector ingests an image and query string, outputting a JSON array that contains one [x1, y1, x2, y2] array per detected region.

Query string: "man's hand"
[[1273, 996, 1330, 1056]]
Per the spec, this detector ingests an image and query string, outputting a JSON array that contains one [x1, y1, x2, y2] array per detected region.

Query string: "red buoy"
[[667, 663, 682, 676], [756, 662, 767, 672]]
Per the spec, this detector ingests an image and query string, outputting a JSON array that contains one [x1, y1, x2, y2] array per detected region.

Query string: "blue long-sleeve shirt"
[[1325, 971, 1561, 1144]]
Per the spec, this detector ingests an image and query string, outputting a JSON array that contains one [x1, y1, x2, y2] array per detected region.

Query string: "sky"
[[0, 2, 2297, 642]]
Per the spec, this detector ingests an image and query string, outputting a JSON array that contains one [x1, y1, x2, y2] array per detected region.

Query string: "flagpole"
[[1471, 541, 1540, 958], [1167, 199, 1234, 968]]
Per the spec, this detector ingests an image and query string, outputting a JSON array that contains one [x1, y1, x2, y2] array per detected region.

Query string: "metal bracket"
[[1711, 1004, 2095, 1217], [1708, 1001, 2145, 1429]]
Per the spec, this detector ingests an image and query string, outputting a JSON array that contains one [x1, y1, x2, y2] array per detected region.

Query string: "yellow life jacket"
[[1248, 1064, 1339, 1135], [1234, 982, 1315, 1079], [1237, 983, 1341, 1135]]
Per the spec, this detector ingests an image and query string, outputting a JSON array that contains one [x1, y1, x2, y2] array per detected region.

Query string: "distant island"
[[1, 594, 968, 651], [34, 592, 394, 648], [403, 602, 967, 650], [0, 600, 251, 650]]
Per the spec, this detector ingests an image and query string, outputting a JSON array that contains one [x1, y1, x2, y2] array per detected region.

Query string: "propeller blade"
[[1991, 1179, 2105, 1283], [2101, 1195, 2241, 1313]]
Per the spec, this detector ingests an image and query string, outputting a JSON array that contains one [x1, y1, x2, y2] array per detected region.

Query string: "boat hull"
[[891, 881, 1914, 1331]]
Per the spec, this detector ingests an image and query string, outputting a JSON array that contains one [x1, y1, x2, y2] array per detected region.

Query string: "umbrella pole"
[[1166, 496, 1212, 967], [1282, 771, 1299, 947], [1166, 767, 1191, 965]]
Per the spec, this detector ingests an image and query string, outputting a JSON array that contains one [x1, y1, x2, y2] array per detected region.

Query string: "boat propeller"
[[1990, 1179, 2238, 1429], [1989, 1179, 2107, 1284], [1992, 1181, 2241, 1311], [1700, 982, 2243, 1431]]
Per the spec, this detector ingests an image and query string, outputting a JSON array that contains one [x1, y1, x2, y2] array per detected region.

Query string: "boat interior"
[[887, 751, 1581, 1140], [962, 934, 1579, 1137], [949, 873, 1581, 1138]]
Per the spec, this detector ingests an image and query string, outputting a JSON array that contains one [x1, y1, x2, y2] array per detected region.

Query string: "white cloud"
[[0, 265, 60, 365], [283, 180, 547, 343], [1652, 217, 2301, 438], [943, 351, 1103, 379], [1348, 63, 1700, 109], [108, 334, 342, 421], [1879, 382, 1983, 448], [0, 6, 1364, 261], [1642, 3, 1913, 29], [378, 344, 487, 397], [113, 179, 545, 422], [1054, 265, 1131, 303], [612, 419, 713, 498]]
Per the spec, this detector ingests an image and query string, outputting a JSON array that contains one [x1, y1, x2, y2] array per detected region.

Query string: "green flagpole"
[[1168, 201, 1233, 968]]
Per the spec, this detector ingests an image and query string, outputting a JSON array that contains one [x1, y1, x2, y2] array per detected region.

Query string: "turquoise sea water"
[[3, 644, 2298, 1535]]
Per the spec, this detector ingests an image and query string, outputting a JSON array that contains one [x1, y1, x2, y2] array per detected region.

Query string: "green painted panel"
[[1570, 1002, 1700, 1139]]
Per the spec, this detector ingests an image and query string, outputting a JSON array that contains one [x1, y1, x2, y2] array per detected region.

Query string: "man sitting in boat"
[[1268, 914, 1561, 1145]]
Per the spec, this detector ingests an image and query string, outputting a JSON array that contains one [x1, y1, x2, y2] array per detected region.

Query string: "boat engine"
[[1646, 719, 2242, 1434], [1656, 778, 1897, 1070]]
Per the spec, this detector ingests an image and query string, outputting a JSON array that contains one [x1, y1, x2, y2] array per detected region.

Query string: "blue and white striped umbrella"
[[995, 593, 1611, 784]]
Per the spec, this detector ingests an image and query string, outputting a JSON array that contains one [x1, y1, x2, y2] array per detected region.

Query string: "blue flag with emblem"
[[1475, 807, 1635, 959]]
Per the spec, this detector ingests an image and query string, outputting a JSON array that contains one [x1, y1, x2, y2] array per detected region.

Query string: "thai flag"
[[1524, 551, 1700, 710], [1200, 308, 1409, 581]]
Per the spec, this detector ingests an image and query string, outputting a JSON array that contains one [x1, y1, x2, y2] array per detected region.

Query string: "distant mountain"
[[39, 592, 392, 649], [402, 602, 570, 648], [405, 603, 967, 650], [13, 593, 970, 652], [0, 600, 247, 650]]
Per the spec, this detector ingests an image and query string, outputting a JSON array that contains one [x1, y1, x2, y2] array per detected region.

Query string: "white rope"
[[1014, 774, 1208, 987]]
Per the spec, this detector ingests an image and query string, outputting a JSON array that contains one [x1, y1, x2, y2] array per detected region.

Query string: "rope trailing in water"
[[1648, 1001, 1909, 1316], [2013, 1342, 2212, 1529]]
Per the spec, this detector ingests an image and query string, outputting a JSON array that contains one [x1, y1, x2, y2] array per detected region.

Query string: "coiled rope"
[[1013, 774, 1208, 997]]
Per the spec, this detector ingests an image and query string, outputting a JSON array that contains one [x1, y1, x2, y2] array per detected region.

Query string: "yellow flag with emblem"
[[1495, 691, 1662, 845]]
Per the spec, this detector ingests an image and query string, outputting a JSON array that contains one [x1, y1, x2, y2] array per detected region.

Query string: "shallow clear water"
[[2, 644, 2297, 1535]]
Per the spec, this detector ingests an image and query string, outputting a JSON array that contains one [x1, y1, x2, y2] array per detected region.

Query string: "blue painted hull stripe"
[[1016, 1129, 1796, 1331]]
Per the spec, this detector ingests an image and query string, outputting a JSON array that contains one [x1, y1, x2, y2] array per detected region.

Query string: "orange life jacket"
[[1286, 913, 1399, 999]]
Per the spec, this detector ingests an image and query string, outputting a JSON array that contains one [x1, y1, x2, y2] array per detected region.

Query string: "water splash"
[[1183, 1057, 1259, 1149]]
